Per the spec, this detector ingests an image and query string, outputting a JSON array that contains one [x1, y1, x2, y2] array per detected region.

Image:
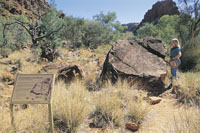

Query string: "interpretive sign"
[[10, 74, 55, 133], [11, 74, 54, 104]]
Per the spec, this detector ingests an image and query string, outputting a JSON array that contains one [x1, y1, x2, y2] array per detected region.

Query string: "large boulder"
[[100, 37, 167, 91]]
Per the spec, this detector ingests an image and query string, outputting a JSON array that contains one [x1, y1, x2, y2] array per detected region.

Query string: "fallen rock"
[[126, 122, 139, 132], [40, 62, 68, 72], [100, 37, 167, 91], [57, 65, 84, 83], [40, 46, 63, 62], [148, 98, 162, 105]]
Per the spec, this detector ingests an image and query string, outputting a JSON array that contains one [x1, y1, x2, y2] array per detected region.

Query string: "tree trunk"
[[191, 28, 195, 46], [32, 38, 38, 47]]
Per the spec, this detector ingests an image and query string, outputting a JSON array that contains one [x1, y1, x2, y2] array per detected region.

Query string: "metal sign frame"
[[10, 74, 55, 133]]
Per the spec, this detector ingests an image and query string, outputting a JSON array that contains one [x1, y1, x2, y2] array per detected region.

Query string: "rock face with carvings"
[[134, 0, 179, 33], [100, 37, 167, 91]]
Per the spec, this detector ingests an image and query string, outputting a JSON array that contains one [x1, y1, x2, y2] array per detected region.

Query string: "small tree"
[[60, 17, 86, 47], [82, 20, 110, 47], [3, 8, 65, 48], [93, 12, 126, 43]]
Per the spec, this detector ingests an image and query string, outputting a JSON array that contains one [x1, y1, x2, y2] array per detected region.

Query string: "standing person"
[[170, 38, 181, 81]]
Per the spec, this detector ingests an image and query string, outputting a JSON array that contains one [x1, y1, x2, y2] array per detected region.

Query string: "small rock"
[[126, 122, 139, 131], [149, 98, 162, 105]]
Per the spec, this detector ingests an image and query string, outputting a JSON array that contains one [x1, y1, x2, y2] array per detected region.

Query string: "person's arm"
[[173, 52, 181, 59]]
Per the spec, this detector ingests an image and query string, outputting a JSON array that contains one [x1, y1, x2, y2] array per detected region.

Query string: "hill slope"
[[0, 0, 50, 19]]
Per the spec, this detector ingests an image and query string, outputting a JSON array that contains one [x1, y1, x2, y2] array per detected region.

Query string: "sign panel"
[[11, 74, 55, 104]]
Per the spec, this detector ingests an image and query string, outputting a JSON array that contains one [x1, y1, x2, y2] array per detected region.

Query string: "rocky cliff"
[[134, 0, 179, 33]]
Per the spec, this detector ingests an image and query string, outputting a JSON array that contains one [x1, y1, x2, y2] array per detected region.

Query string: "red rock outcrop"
[[0, 0, 50, 18], [134, 0, 179, 33]]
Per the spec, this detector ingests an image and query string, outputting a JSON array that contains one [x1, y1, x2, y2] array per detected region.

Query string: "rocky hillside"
[[0, 0, 50, 19], [134, 0, 179, 33]]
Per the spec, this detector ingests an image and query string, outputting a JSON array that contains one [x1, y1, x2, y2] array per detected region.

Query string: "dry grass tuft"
[[0, 109, 12, 132], [166, 107, 200, 133], [91, 79, 149, 128], [126, 96, 149, 124], [53, 80, 92, 132], [174, 72, 200, 105], [0, 105, 49, 133], [0, 70, 14, 82], [79, 48, 92, 58], [94, 45, 112, 55], [93, 88, 124, 127], [21, 62, 43, 74], [8, 49, 33, 62]]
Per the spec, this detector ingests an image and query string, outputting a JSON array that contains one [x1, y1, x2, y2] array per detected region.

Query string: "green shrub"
[[181, 35, 200, 71]]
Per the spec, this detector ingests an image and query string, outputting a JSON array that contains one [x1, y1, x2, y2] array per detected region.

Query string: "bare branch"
[[184, 0, 188, 6], [35, 24, 65, 41], [14, 20, 33, 37]]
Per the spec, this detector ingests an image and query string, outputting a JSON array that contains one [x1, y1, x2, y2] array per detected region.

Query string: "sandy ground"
[[139, 96, 182, 133]]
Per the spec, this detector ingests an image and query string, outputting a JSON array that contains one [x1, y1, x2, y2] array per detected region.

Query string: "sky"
[[46, 0, 178, 24]]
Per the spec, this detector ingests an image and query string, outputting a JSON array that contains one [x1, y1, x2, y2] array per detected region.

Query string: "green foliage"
[[82, 20, 110, 47], [122, 32, 136, 40], [175, 14, 191, 46], [0, 15, 31, 57], [138, 23, 160, 38], [60, 16, 86, 47], [59, 12, 126, 48], [93, 12, 126, 43], [138, 15, 179, 45], [181, 35, 200, 71], [93, 12, 116, 25], [9, 16, 31, 49], [39, 8, 65, 48], [156, 15, 179, 44]]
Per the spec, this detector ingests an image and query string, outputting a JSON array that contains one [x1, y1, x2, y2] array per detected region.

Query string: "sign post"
[[10, 74, 55, 133]]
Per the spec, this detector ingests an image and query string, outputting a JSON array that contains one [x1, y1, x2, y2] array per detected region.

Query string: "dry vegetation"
[[165, 107, 200, 133], [53, 80, 92, 132], [174, 72, 200, 106], [0, 46, 200, 133]]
